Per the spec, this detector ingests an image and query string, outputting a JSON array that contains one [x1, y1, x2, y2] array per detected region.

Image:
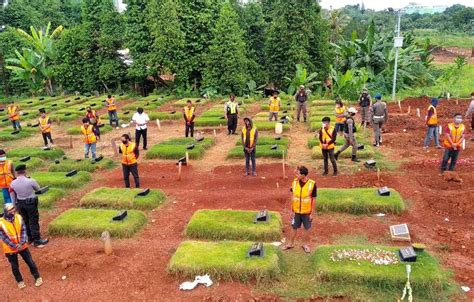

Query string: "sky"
[[319, 0, 474, 11]]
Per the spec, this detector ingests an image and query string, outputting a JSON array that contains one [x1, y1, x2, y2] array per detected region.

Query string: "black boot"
[[334, 151, 341, 161], [351, 155, 360, 162]]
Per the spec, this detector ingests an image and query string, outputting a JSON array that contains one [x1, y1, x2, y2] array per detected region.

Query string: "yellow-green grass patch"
[[147, 111, 181, 121], [186, 209, 282, 241], [48, 208, 147, 238], [311, 146, 374, 159], [11, 157, 44, 171], [31, 171, 92, 189], [80, 187, 166, 210], [260, 104, 293, 111], [235, 136, 289, 146], [146, 137, 215, 160], [312, 100, 336, 106], [168, 240, 282, 282], [253, 121, 290, 131], [37, 188, 66, 208], [0, 128, 36, 141], [173, 98, 208, 107], [307, 137, 344, 148], [6, 147, 65, 160], [194, 116, 227, 127], [227, 144, 287, 159], [66, 124, 114, 135], [48, 158, 115, 172]]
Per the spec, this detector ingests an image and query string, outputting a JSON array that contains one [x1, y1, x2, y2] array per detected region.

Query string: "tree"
[[6, 48, 45, 95], [284, 64, 320, 96], [0, 27, 28, 96], [203, 2, 248, 94], [326, 9, 350, 43]]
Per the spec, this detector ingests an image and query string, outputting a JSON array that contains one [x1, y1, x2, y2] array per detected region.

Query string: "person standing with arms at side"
[[0, 150, 15, 205], [319, 117, 338, 176], [38, 109, 54, 147], [225, 94, 239, 135], [85, 106, 101, 139], [371, 93, 388, 147], [183, 100, 195, 138], [9, 164, 49, 248], [359, 88, 372, 127], [423, 98, 442, 150], [118, 134, 140, 188], [7, 100, 21, 131], [132, 107, 149, 150], [334, 98, 346, 135], [0, 203, 43, 289], [440, 114, 465, 174], [335, 107, 360, 162], [294, 85, 308, 122], [81, 118, 98, 160], [242, 117, 258, 176], [465, 92, 474, 141], [105, 95, 119, 129], [282, 166, 317, 253], [268, 91, 281, 121]]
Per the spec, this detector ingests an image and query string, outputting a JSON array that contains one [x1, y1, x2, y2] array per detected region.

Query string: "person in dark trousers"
[[464, 92, 474, 141], [118, 134, 140, 188], [225, 94, 239, 135], [132, 107, 150, 150], [440, 114, 465, 173], [319, 117, 338, 176], [371, 93, 388, 147], [335, 107, 360, 162], [85, 107, 101, 139], [241, 117, 258, 176], [9, 165, 49, 248], [294, 85, 308, 122], [424, 98, 442, 149], [7, 101, 21, 131], [359, 88, 372, 127], [0, 203, 43, 289], [105, 95, 119, 128], [38, 109, 54, 147], [183, 100, 195, 137]]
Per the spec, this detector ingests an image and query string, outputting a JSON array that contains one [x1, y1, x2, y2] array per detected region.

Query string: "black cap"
[[15, 164, 27, 172]]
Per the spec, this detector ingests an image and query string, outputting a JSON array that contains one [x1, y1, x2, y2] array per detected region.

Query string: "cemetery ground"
[[0, 95, 472, 301]]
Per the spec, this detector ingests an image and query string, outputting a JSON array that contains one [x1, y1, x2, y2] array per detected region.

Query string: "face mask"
[[0, 156, 6, 161], [322, 123, 327, 128], [455, 118, 462, 124]]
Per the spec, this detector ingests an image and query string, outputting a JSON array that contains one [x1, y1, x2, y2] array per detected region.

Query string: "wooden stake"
[[462, 139, 465, 150], [111, 139, 118, 156], [213, 129, 217, 138], [185, 152, 189, 165], [101, 231, 113, 255], [407, 106, 411, 114], [282, 151, 287, 179], [178, 162, 182, 181], [276, 182, 281, 202], [456, 98, 459, 105], [416, 108, 420, 118], [156, 119, 161, 130], [69, 135, 73, 149], [438, 125, 442, 135], [398, 101, 402, 112], [377, 167, 381, 181]]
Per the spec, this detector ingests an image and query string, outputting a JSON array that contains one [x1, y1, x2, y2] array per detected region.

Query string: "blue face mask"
[[0, 156, 6, 161]]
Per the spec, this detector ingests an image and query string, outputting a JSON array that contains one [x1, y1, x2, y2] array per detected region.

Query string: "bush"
[[48, 158, 116, 172], [31, 171, 92, 188], [7, 147, 65, 160], [168, 240, 281, 281], [316, 188, 405, 214], [48, 208, 147, 238], [80, 188, 166, 210], [186, 210, 282, 241]]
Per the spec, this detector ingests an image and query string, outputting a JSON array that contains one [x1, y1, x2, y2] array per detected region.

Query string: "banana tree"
[[6, 48, 45, 95], [330, 66, 369, 101], [284, 64, 320, 96]]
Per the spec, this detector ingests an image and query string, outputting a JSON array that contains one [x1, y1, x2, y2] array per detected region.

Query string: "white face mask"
[[454, 118, 462, 124], [0, 156, 6, 161]]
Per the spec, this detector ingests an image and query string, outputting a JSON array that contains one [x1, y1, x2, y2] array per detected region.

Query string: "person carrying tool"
[[85, 106, 101, 139], [183, 100, 195, 138], [131, 107, 150, 150], [241, 117, 258, 176], [38, 109, 54, 147], [9, 164, 49, 248], [465, 92, 474, 141], [440, 113, 465, 173], [282, 166, 317, 253], [268, 91, 281, 121], [371, 93, 388, 147], [334, 98, 346, 135], [105, 95, 119, 128], [423, 98, 442, 149], [225, 94, 239, 135], [118, 134, 140, 188], [294, 85, 308, 122], [7, 101, 21, 131], [0, 203, 43, 289], [0, 150, 15, 205], [81, 118, 99, 159], [335, 107, 360, 162], [359, 88, 372, 127], [319, 117, 338, 176]]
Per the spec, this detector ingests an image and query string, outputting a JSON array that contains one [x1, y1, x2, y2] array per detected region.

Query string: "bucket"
[[275, 122, 283, 134]]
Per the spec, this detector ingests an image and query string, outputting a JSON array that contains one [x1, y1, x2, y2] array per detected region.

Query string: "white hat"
[[347, 107, 358, 114]]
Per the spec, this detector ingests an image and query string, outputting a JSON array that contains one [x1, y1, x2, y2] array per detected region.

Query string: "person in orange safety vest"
[[118, 134, 140, 188], [440, 113, 465, 173], [423, 98, 442, 149]]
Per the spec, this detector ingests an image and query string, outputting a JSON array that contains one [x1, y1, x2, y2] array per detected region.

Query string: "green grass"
[[312, 100, 336, 106], [260, 104, 293, 111], [173, 98, 208, 106], [48, 208, 147, 238], [311, 146, 374, 159], [48, 158, 116, 172], [312, 245, 450, 299], [316, 188, 405, 214], [31, 171, 92, 188], [194, 116, 227, 127], [0, 128, 35, 141], [200, 110, 226, 118], [227, 144, 287, 159], [51, 112, 81, 122], [168, 240, 281, 282], [307, 137, 344, 148], [38, 188, 66, 208], [66, 125, 114, 135], [11, 157, 44, 171], [253, 121, 290, 131], [185, 210, 282, 241], [414, 29, 474, 49], [80, 187, 166, 210], [235, 136, 289, 146], [146, 137, 215, 160], [161, 137, 215, 148], [6, 147, 65, 160], [147, 111, 181, 120]]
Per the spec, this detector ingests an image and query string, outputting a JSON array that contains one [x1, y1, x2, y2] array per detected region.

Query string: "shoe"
[[436, 145, 442, 149], [351, 155, 360, 162], [33, 238, 49, 248], [18, 281, 26, 289], [143, 147, 148, 150], [334, 151, 340, 161], [333, 171, 338, 176], [252, 172, 257, 176], [35, 277, 43, 287], [227, 132, 231, 135], [322, 172, 328, 176], [373, 143, 380, 147]]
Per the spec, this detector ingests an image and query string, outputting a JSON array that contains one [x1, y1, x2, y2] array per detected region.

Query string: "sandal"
[[302, 245, 311, 253], [281, 245, 295, 251]]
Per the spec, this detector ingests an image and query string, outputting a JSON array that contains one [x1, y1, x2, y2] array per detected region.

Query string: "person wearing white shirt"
[[131, 107, 150, 150]]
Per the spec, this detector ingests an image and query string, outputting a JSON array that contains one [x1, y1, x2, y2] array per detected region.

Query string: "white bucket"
[[275, 122, 283, 134]]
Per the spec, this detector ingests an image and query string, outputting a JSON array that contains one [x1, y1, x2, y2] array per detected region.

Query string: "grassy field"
[[185, 210, 282, 241], [31, 171, 92, 188], [235, 136, 289, 146], [146, 137, 214, 160], [194, 116, 227, 127], [253, 121, 290, 131], [11, 157, 44, 171], [48, 208, 147, 238], [80, 187, 166, 210], [414, 29, 474, 49], [0, 128, 35, 142], [37, 188, 66, 208], [48, 158, 116, 172], [316, 188, 405, 214], [168, 240, 281, 282], [6, 147, 65, 160]]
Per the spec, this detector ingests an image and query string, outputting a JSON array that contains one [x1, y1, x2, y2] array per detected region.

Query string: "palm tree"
[[326, 9, 350, 43]]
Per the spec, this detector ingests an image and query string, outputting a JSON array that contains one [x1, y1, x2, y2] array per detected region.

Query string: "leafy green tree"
[[6, 48, 45, 95], [0, 28, 28, 96], [284, 64, 320, 96]]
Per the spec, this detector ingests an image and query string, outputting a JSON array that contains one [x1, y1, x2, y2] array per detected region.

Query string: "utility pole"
[[392, 10, 403, 105]]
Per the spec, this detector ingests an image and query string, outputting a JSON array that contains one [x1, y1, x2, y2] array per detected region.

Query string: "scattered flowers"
[[330, 248, 399, 265]]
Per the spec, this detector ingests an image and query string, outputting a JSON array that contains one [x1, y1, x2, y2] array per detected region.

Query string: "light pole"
[[392, 10, 403, 104]]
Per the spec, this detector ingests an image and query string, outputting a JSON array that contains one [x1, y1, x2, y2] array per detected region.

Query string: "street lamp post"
[[392, 10, 403, 105]]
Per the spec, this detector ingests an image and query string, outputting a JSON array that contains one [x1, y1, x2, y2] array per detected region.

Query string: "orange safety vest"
[[0, 214, 27, 254], [426, 105, 438, 126], [7, 106, 19, 121], [292, 178, 316, 214], [86, 110, 100, 124], [242, 126, 256, 147], [120, 142, 137, 165], [335, 106, 346, 123], [184, 106, 195, 122], [81, 125, 97, 144], [0, 160, 14, 188], [39, 116, 51, 133], [269, 97, 280, 112], [320, 126, 335, 150], [106, 98, 117, 111], [443, 123, 465, 149]]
